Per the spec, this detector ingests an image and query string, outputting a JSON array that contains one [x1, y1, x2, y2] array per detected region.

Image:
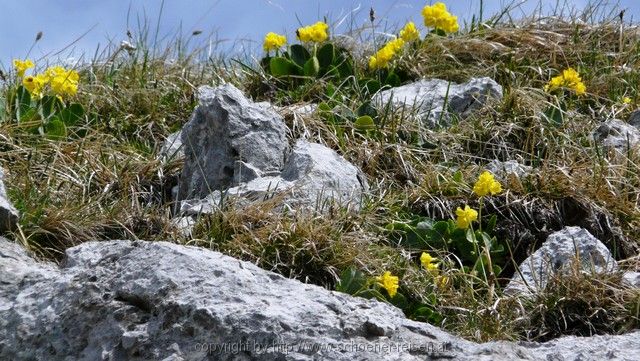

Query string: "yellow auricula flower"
[[46, 66, 79, 98], [13, 59, 34, 78], [420, 252, 439, 273], [22, 74, 47, 98], [473, 171, 502, 197], [376, 271, 399, 298], [297, 21, 329, 43], [369, 38, 406, 70], [455, 205, 478, 230], [422, 2, 459, 34], [436, 275, 449, 289], [399, 22, 420, 42], [544, 67, 586, 95], [263, 32, 287, 52]]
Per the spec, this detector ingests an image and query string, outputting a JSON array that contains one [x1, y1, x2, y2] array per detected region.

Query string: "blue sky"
[[1, 0, 637, 67]]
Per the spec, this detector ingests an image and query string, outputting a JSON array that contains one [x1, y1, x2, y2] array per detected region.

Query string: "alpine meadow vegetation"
[[1, 0, 640, 343]]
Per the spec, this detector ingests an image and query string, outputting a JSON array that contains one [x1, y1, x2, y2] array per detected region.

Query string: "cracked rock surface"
[[2, 238, 639, 361]]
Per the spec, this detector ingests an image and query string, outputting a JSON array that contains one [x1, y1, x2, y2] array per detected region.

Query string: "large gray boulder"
[[372, 77, 503, 128], [2, 238, 639, 361], [0, 167, 18, 233], [180, 139, 368, 215], [505, 226, 618, 296], [177, 84, 290, 201]]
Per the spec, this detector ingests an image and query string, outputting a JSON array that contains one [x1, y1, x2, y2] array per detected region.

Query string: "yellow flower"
[[422, 2, 459, 34], [420, 252, 439, 273], [22, 74, 47, 98], [473, 171, 502, 197], [263, 32, 287, 52], [46, 66, 79, 98], [297, 21, 329, 43], [455, 205, 478, 230], [436, 275, 449, 289], [376, 271, 399, 298], [399, 22, 420, 42], [622, 97, 632, 104], [544, 67, 586, 95], [13, 59, 34, 78], [369, 38, 405, 70]]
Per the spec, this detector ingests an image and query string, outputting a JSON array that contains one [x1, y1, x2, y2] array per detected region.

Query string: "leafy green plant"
[[335, 267, 443, 324]]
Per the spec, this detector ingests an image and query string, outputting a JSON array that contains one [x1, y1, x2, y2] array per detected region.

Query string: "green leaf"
[[40, 95, 63, 120], [356, 101, 377, 118], [335, 267, 367, 295], [389, 292, 408, 308], [354, 115, 375, 131], [543, 105, 564, 127], [317, 43, 335, 69], [289, 44, 311, 67], [452, 170, 463, 183], [269, 57, 300, 77], [0, 97, 5, 122], [360, 79, 381, 97], [385, 72, 401, 87], [324, 65, 341, 79], [45, 118, 67, 139], [303, 56, 320, 77], [16, 86, 31, 120], [334, 49, 355, 77], [259, 56, 271, 71], [486, 214, 497, 234], [59, 103, 85, 126]]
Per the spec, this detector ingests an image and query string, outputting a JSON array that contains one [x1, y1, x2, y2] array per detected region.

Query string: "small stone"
[[593, 119, 640, 150], [484, 160, 533, 181], [505, 226, 618, 296], [372, 77, 503, 128]]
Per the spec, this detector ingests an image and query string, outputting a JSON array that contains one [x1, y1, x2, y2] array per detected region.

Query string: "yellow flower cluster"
[[296, 21, 329, 43], [544, 68, 586, 95], [399, 22, 420, 42], [263, 32, 287, 52], [455, 205, 478, 229], [420, 252, 439, 273], [369, 38, 405, 70], [21, 65, 79, 99], [422, 2, 459, 34], [376, 271, 399, 298], [472, 171, 502, 197], [13, 59, 34, 78]]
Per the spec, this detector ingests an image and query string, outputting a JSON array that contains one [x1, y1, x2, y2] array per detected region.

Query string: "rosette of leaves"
[[4, 85, 85, 139], [386, 213, 505, 280], [262, 43, 354, 81], [335, 267, 443, 324]]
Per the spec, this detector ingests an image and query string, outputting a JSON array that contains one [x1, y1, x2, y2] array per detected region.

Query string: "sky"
[[0, 0, 638, 68]]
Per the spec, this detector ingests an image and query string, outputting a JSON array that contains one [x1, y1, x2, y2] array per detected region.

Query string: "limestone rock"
[[180, 139, 368, 215], [177, 84, 290, 201], [593, 119, 640, 149], [505, 226, 618, 296], [158, 131, 184, 162], [484, 159, 534, 181], [0, 167, 18, 233], [627, 109, 640, 127], [1, 238, 639, 361], [373, 77, 503, 128], [622, 271, 640, 288]]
